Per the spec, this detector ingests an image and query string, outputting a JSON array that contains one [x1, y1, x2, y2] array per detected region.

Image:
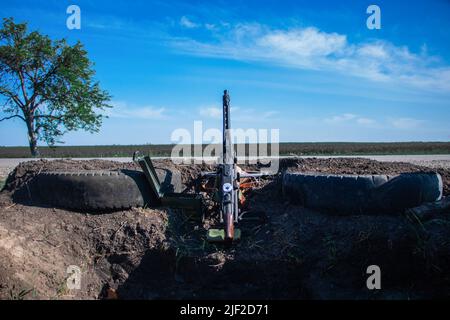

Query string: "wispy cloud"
[[388, 117, 424, 130], [204, 23, 217, 31], [107, 102, 166, 119], [262, 110, 279, 118], [198, 105, 278, 121], [199, 106, 222, 118], [233, 108, 278, 122], [325, 113, 357, 123], [356, 117, 376, 126], [324, 113, 426, 130], [324, 113, 378, 127], [179, 16, 199, 29], [170, 23, 450, 92]]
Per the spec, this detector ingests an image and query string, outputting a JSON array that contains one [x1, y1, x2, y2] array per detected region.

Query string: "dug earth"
[[0, 157, 449, 299]]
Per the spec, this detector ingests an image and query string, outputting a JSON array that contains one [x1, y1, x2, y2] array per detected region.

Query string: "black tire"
[[31, 169, 183, 211], [282, 172, 442, 214]]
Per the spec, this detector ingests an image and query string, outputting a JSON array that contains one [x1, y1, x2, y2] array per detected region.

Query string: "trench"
[[2, 158, 450, 299], [103, 249, 309, 299]]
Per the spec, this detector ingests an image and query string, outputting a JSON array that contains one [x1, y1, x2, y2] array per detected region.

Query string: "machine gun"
[[134, 90, 268, 244], [201, 90, 268, 243]]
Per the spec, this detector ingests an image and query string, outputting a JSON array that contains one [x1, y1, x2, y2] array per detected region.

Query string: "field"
[[0, 142, 450, 158]]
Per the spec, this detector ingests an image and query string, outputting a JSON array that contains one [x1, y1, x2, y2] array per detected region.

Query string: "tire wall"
[[282, 172, 443, 214], [23, 169, 183, 211]]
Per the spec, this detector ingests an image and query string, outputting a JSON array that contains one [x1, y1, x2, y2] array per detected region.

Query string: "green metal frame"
[[133, 152, 203, 217]]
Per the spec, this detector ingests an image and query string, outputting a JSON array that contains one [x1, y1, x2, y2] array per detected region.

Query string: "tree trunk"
[[26, 116, 39, 157], [29, 134, 39, 157]]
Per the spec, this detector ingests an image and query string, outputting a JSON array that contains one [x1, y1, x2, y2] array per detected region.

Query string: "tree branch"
[[0, 114, 25, 122], [0, 87, 25, 109], [29, 63, 60, 112], [18, 69, 29, 104], [35, 114, 64, 120]]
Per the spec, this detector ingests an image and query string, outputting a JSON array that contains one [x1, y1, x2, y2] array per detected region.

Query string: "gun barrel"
[[223, 90, 233, 164], [223, 90, 230, 131]]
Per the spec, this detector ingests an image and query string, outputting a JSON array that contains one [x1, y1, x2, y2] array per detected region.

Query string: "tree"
[[0, 18, 111, 156]]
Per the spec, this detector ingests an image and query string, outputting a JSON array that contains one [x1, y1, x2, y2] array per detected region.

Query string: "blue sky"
[[1, 0, 450, 145]]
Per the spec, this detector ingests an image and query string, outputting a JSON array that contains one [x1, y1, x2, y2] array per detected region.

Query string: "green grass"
[[0, 179, 5, 190], [0, 142, 449, 158]]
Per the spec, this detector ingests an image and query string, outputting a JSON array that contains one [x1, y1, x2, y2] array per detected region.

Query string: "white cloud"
[[389, 117, 424, 129], [170, 23, 450, 92], [356, 117, 376, 125], [325, 113, 357, 123], [262, 110, 279, 118], [199, 106, 222, 118], [324, 114, 426, 130], [324, 114, 378, 127], [107, 102, 166, 119], [357, 43, 388, 59], [258, 27, 347, 58], [180, 16, 199, 29], [205, 23, 216, 31], [199, 105, 278, 121]]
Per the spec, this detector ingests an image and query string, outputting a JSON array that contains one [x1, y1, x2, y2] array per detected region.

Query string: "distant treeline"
[[0, 142, 449, 158]]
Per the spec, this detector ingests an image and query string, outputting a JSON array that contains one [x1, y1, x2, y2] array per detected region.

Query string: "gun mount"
[[134, 90, 269, 244]]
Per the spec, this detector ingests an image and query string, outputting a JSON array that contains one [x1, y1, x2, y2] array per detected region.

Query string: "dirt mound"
[[280, 157, 449, 196], [0, 158, 450, 299], [3, 159, 213, 192], [4, 157, 449, 195]]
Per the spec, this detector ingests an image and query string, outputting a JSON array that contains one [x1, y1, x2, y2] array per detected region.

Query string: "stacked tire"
[[282, 172, 443, 214]]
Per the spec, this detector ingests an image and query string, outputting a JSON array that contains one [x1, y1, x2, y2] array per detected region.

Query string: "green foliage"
[[0, 17, 111, 155]]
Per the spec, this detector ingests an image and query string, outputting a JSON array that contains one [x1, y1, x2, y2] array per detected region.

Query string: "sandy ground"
[[1, 155, 449, 179]]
